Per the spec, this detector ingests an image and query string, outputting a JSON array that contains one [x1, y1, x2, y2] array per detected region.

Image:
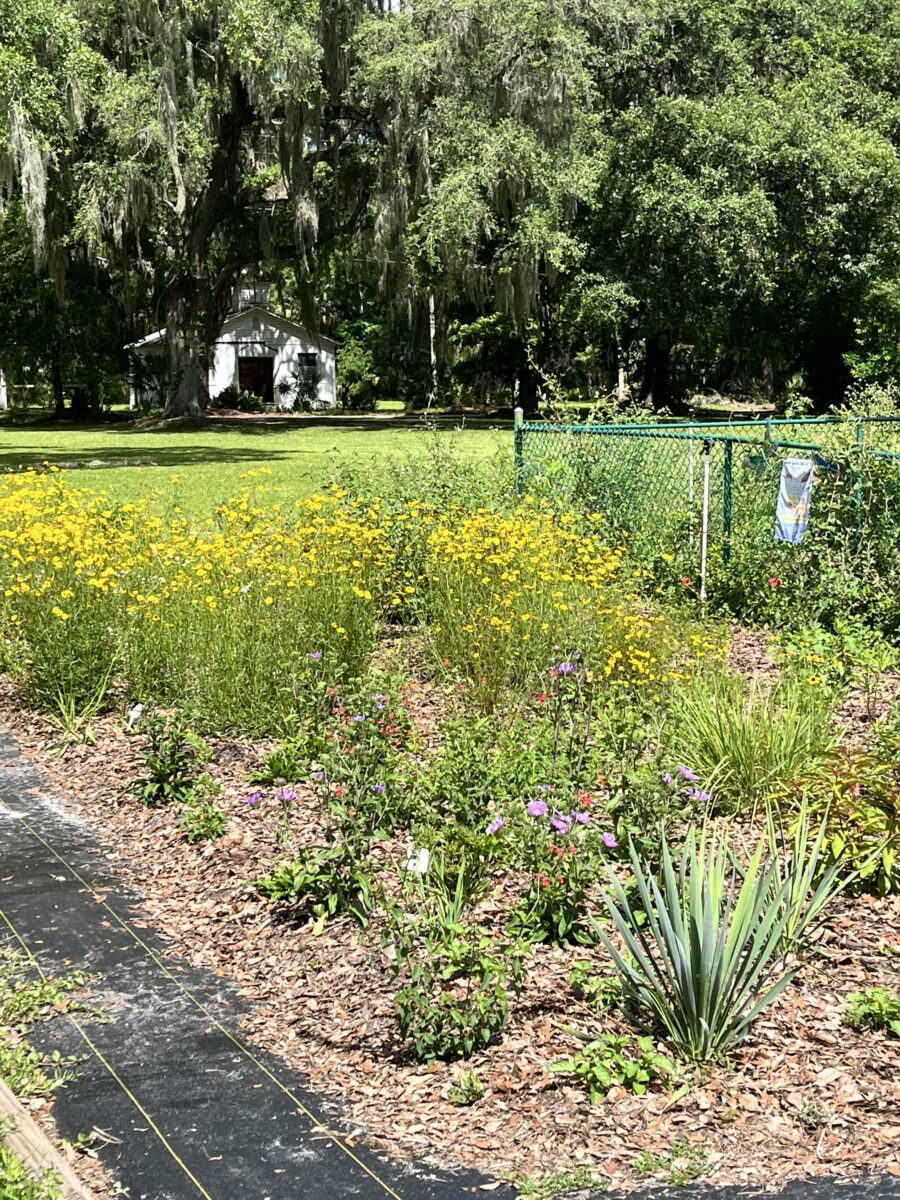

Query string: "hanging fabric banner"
[[774, 458, 815, 544]]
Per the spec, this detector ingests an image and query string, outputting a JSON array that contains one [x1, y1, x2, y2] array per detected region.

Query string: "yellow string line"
[[0, 903, 216, 1199], [1, 805, 405, 1200]]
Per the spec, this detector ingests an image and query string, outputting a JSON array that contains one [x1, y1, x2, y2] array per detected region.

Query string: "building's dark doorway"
[[238, 356, 275, 406]]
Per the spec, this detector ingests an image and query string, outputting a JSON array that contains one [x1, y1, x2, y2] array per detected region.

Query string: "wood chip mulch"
[[1, 674, 899, 1194]]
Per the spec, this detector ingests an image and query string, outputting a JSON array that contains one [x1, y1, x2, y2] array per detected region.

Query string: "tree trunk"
[[50, 341, 65, 418], [163, 291, 207, 418], [639, 333, 671, 410]]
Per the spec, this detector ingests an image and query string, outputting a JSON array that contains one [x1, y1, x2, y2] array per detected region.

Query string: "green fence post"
[[854, 421, 864, 541], [514, 406, 525, 497], [723, 439, 733, 564]]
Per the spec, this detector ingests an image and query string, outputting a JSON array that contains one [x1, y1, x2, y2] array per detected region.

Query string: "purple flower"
[[309, 650, 323, 661], [374, 694, 388, 709], [373, 783, 385, 794], [602, 831, 618, 849], [312, 771, 325, 782], [687, 787, 710, 804], [677, 765, 700, 782], [573, 811, 591, 826], [486, 816, 505, 835], [527, 799, 549, 818], [550, 814, 570, 834], [244, 791, 262, 806], [275, 786, 297, 804], [350, 714, 366, 723], [539, 784, 552, 793], [555, 661, 576, 676], [662, 772, 674, 786]]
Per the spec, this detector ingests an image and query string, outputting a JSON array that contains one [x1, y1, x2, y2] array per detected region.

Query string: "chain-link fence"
[[514, 415, 900, 623]]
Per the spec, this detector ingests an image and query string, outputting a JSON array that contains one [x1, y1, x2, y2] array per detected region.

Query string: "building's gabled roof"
[[127, 307, 337, 352]]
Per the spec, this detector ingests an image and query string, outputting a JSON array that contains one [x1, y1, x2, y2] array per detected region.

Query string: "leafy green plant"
[[671, 672, 838, 811], [844, 986, 900, 1037], [447, 1067, 485, 1106], [568, 961, 622, 1011], [249, 739, 308, 785], [131, 710, 209, 807], [550, 1032, 675, 1101], [253, 842, 373, 927], [307, 677, 416, 837], [179, 789, 228, 842], [510, 794, 616, 945], [595, 828, 809, 1062], [0, 953, 85, 1099]]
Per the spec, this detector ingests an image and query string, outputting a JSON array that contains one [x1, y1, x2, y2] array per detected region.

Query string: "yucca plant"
[[596, 829, 801, 1062]]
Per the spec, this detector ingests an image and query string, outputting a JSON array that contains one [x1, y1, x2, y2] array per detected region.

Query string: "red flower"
[[334, 786, 344, 798], [769, 576, 781, 588], [537, 692, 549, 704], [680, 576, 693, 587], [539, 874, 550, 888]]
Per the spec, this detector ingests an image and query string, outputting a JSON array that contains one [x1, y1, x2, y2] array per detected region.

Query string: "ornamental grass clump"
[[671, 672, 839, 812], [596, 829, 810, 1062]]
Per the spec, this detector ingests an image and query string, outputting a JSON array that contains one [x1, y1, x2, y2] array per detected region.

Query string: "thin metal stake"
[[699, 440, 711, 602]]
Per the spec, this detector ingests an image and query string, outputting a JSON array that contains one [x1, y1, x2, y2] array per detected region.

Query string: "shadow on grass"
[[0, 412, 511, 472]]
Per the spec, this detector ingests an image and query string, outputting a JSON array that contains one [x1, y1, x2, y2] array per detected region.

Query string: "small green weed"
[[0, 952, 87, 1098], [844, 986, 900, 1037], [633, 1139, 710, 1185], [249, 740, 308, 785], [568, 961, 621, 1011], [179, 790, 228, 842], [447, 1067, 485, 1106], [797, 1095, 828, 1131], [513, 1164, 607, 1198], [550, 1033, 675, 1101]]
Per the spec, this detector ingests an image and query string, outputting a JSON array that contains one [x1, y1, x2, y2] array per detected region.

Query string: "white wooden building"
[[128, 285, 337, 411]]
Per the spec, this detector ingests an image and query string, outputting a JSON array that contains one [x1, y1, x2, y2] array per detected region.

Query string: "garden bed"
[[1, 644, 898, 1196]]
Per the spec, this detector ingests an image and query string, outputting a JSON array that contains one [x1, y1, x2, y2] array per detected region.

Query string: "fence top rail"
[[519, 424, 825, 452], [520, 414, 900, 435]]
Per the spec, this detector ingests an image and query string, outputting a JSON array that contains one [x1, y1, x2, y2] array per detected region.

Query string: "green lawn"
[[0, 415, 510, 511]]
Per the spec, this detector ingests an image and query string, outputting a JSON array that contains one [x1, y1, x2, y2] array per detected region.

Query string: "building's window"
[[298, 352, 318, 377]]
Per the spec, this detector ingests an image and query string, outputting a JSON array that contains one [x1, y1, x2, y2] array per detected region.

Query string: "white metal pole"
[[699, 440, 711, 602]]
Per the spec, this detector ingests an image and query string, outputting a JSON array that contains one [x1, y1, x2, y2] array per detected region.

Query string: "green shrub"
[[844, 986, 900, 1037], [393, 929, 524, 1062], [811, 749, 900, 896], [550, 1032, 675, 1101]]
